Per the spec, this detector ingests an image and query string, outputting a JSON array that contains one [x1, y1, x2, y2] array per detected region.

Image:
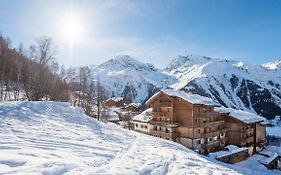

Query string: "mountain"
[[67, 54, 281, 119], [0, 101, 240, 174], [67, 55, 176, 103], [263, 59, 281, 70], [165, 54, 281, 119]]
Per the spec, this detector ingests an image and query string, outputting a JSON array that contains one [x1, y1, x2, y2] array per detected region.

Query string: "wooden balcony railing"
[[149, 130, 179, 139], [149, 121, 179, 128]]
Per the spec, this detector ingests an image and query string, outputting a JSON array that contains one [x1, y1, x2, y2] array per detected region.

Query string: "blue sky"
[[1, 0, 281, 68]]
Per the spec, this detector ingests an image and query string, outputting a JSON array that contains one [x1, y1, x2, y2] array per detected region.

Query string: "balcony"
[[203, 120, 224, 127], [202, 140, 220, 149], [194, 112, 219, 118], [149, 130, 179, 140], [203, 130, 220, 138], [150, 121, 179, 128]]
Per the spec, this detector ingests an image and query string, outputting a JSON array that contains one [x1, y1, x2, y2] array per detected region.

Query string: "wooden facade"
[[146, 91, 225, 154], [105, 98, 124, 108], [219, 114, 267, 154]]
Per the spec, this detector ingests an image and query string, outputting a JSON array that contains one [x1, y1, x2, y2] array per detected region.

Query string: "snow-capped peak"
[[263, 59, 281, 70], [100, 55, 158, 72], [165, 54, 213, 71]]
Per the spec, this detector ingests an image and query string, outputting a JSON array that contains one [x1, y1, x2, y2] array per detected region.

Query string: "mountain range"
[[67, 54, 281, 119]]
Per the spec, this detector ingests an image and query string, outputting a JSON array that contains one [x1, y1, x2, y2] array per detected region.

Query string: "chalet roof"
[[146, 89, 220, 106], [210, 145, 248, 159], [106, 97, 123, 102], [214, 107, 265, 124], [132, 108, 152, 123], [259, 153, 279, 165], [126, 103, 141, 108]]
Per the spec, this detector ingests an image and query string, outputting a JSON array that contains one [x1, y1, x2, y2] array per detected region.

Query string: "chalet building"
[[214, 107, 266, 155], [105, 97, 124, 108], [132, 108, 152, 133], [125, 103, 142, 113], [145, 89, 226, 154]]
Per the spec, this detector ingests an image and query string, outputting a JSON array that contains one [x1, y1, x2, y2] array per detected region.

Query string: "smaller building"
[[259, 152, 280, 170], [215, 107, 266, 154], [209, 145, 249, 164], [103, 107, 121, 123], [125, 103, 142, 112], [132, 108, 152, 134], [105, 97, 124, 108]]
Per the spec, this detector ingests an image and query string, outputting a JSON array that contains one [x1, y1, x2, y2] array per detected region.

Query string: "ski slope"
[[0, 101, 240, 175]]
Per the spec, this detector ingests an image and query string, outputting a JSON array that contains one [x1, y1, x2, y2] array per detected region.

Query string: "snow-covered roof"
[[225, 145, 239, 152], [106, 97, 123, 102], [126, 103, 141, 108], [132, 108, 152, 123], [146, 89, 220, 106], [215, 107, 265, 124], [106, 107, 121, 121], [211, 146, 248, 159], [259, 153, 279, 165]]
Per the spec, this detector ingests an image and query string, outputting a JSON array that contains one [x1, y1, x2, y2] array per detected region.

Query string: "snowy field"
[[0, 101, 240, 175]]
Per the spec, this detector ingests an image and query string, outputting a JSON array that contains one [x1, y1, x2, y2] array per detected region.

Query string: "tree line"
[[0, 34, 70, 102]]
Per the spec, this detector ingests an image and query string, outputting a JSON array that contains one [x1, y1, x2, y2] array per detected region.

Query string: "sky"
[[1, 0, 281, 68]]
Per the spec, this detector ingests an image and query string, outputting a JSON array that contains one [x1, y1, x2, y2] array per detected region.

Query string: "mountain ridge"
[[67, 54, 281, 119]]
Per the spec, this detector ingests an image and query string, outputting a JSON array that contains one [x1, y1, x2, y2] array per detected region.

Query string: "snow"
[[263, 59, 281, 70], [67, 55, 176, 103], [147, 89, 220, 106], [165, 54, 281, 119], [0, 101, 240, 175], [132, 108, 152, 123], [208, 145, 281, 175], [265, 116, 281, 138], [106, 97, 123, 102], [215, 107, 265, 124], [126, 103, 141, 108], [259, 153, 278, 165], [66, 54, 281, 120], [209, 145, 248, 159], [105, 107, 121, 122]]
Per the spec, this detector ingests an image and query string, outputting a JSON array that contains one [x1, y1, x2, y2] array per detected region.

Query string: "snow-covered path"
[[0, 101, 240, 175]]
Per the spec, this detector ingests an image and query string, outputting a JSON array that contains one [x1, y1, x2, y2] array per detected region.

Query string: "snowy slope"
[[67, 55, 176, 103], [0, 101, 239, 175], [165, 54, 281, 119], [263, 59, 281, 70], [67, 54, 281, 119]]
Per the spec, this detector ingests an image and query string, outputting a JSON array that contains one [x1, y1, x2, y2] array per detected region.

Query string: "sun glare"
[[60, 13, 83, 47]]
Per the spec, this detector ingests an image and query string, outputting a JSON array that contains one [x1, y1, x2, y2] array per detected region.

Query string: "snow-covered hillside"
[[67, 55, 176, 103], [165, 54, 281, 119], [0, 101, 239, 175]]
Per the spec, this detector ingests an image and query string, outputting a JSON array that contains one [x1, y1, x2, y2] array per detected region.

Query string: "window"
[[198, 129, 201, 133], [197, 140, 201, 144], [144, 125, 147, 129], [213, 136, 218, 141], [135, 124, 138, 127]]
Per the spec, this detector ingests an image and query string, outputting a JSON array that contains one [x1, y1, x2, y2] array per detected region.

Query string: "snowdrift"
[[0, 101, 240, 174]]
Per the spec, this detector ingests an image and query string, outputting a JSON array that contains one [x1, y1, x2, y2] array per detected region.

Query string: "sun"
[[60, 13, 83, 46]]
